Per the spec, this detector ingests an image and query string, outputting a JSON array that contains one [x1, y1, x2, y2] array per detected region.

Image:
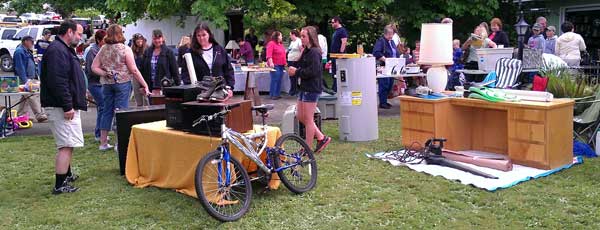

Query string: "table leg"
[[244, 72, 251, 100]]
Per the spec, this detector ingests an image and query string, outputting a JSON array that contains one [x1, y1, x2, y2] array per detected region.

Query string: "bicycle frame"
[[220, 123, 273, 175]]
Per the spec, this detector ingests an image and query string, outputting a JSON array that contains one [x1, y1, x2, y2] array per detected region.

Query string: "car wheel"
[[1, 54, 14, 72]]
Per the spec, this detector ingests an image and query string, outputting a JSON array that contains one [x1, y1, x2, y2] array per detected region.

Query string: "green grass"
[[1, 117, 599, 229]]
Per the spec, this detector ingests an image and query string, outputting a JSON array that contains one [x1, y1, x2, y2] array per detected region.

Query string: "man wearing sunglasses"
[[329, 16, 348, 92]]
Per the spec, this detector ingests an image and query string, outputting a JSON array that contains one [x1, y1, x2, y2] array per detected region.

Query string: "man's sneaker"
[[66, 173, 79, 183], [36, 114, 48, 123], [52, 182, 80, 195], [314, 136, 331, 153], [99, 143, 114, 151]]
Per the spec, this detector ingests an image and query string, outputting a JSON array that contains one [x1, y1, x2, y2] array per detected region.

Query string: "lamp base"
[[426, 66, 448, 93]]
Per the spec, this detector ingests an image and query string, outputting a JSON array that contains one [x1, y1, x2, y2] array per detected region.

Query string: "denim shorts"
[[297, 91, 320, 103]]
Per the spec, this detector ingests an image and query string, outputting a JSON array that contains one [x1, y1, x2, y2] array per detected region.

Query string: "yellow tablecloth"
[[126, 120, 281, 198]]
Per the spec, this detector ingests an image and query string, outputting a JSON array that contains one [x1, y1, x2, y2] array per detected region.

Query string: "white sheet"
[[366, 151, 581, 191]]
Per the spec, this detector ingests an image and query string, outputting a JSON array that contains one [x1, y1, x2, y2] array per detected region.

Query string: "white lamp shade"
[[225, 40, 240, 49], [418, 23, 453, 65]]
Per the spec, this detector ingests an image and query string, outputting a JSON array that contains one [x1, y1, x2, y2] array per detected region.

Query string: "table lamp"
[[225, 40, 240, 59], [418, 23, 453, 93]]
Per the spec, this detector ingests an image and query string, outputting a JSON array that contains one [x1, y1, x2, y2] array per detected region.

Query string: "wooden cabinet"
[[400, 96, 574, 169]]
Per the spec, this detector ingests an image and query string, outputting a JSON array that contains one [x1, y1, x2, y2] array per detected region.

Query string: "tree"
[[9, 0, 109, 18]]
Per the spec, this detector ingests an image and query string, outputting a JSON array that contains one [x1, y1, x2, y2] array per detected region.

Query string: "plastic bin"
[[476, 48, 514, 72], [317, 93, 337, 120]]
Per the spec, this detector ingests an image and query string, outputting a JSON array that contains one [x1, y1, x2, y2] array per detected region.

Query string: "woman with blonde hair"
[[92, 24, 150, 150], [288, 26, 331, 153]]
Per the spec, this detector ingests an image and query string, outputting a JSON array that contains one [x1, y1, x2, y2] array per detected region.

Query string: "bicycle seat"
[[252, 104, 274, 114]]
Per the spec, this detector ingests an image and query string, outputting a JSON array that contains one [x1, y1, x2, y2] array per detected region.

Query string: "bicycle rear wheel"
[[273, 134, 318, 194], [195, 150, 252, 222]]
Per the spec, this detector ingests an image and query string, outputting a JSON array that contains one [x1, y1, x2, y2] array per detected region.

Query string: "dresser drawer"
[[510, 109, 545, 122], [510, 121, 545, 143], [508, 141, 547, 164], [401, 101, 434, 114], [402, 113, 434, 132]]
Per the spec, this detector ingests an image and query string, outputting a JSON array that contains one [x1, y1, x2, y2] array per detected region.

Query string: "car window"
[[3, 17, 21, 23], [1, 29, 17, 39], [14, 28, 29, 39], [29, 28, 38, 38]]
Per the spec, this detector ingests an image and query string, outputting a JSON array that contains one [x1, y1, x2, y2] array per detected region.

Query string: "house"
[[123, 16, 225, 48], [545, 0, 600, 61]]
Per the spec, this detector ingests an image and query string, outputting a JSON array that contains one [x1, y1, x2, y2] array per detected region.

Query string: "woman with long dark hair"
[[140, 29, 181, 95], [288, 26, 331, 153], [183, 23, 234, 101], [130, 33, 149, 106]]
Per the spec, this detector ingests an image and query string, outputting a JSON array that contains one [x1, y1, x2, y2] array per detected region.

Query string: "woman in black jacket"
[[183, 23, 235, 100], [288, 26, 331, 153], [489, 18, 510, 47], [140, 29, 181, 95]]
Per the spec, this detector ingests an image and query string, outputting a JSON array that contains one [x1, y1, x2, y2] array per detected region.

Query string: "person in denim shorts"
[[288, 26, 331, 153]]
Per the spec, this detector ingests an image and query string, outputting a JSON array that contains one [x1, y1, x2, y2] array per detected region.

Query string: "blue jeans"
[[269, 65, 285, 97], [88, 84, 104, 138], [378, 78, 393, 106], [100, 82, 131, 131]]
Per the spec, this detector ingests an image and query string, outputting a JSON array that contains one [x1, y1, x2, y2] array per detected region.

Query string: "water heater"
[[336, 57, 378, 141]]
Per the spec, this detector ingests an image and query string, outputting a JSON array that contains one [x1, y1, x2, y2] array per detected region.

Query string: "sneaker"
[[314, 136, 331, 153], [36, 115, 48, 123], [379, 104, 391, 109], [66, 174, 79, 183], [52, 182, 80, 195], [99, 143, 114, 151], [94, 136, 109, 142]]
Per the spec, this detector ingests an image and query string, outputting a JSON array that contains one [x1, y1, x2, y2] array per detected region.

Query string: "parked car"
[[0, 16, 27, 28], [20, 13, 41, 23], [0, 25, 60, 72], [92, 15, 108, 29]]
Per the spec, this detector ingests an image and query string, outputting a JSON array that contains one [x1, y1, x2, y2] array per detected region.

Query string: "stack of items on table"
[[163, 80, 253, 137]]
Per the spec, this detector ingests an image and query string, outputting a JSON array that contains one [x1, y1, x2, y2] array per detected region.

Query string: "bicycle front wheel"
[[195, 150, 252, 222], [274, 134, 318, 194]]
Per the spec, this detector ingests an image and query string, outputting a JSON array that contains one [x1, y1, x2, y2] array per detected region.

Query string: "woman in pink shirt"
[[266, 31, 287, 99]]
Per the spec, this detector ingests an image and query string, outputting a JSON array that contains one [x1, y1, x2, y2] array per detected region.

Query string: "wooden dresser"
[[399, 96, 574, 169]]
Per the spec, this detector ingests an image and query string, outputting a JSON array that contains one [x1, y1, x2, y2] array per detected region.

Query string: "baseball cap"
[[152, 29, 163, 38], [21, 36, 34, 42], [43, 29, 51, 35], [532, 23, 542, 31], [547, 26, 556, 32]]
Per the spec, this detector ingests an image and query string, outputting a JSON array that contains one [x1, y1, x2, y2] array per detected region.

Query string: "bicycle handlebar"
[[192, 104, 241, 127]]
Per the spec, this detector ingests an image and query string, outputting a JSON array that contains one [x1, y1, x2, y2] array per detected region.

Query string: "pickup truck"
[[0, 25, 59, 72]]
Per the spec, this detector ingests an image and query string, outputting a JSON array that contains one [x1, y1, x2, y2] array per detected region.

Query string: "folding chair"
[[470, 58, 523, 89], [573, 90, 600, 148]]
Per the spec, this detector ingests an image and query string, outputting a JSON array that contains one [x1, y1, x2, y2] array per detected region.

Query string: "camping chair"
[[573, 90, 600, 148], [471, 58, 523, 89]]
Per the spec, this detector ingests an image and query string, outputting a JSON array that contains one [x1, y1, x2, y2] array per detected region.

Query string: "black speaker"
[[163, 85, 202, 129], [115, 105, 166, 175]]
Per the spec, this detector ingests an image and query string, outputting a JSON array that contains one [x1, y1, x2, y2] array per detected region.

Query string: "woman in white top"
[[287, 29, 302, 96]]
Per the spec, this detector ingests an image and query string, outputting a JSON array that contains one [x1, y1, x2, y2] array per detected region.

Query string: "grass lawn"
[[1, 117, 599, 229]]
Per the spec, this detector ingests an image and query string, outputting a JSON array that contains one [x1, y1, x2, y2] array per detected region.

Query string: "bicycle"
[[193, 103, 318, 222]]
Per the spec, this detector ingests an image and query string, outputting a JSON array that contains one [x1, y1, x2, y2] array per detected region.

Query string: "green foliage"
[[545, 67, 598, 99], [73, 8, 102, 18]]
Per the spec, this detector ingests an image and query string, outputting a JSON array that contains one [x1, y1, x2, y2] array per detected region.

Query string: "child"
[[451, 39, 464, 72]]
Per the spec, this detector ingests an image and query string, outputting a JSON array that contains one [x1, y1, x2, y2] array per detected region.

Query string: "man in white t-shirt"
[[287, 29, 302, 96], [316, 28, 334, 94]]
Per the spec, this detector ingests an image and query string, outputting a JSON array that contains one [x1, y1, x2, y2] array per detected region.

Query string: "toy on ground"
[[8, 110, 33, 129]]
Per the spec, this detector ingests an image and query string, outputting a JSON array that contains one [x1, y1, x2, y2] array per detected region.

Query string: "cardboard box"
[[0, 76, 19, 93]]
